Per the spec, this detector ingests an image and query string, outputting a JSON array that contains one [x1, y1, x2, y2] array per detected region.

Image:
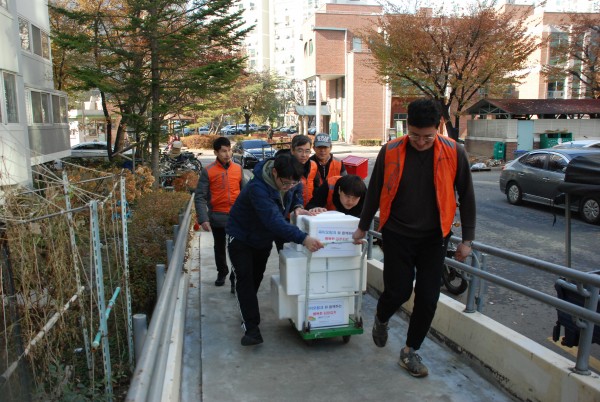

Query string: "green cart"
[[293, 241, 367, 344]]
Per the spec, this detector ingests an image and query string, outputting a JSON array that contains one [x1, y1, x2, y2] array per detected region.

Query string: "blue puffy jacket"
[[226, 159, 307, 249]]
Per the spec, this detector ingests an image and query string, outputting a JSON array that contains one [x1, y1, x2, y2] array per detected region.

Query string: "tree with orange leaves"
[[541, 12, 600, 100], [360, 1, 538, 136]]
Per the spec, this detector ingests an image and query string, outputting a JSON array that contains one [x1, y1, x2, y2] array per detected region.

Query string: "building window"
[[19, 18, 30, 51], [352, 37, 362, 52], [393, 113, 408, 135], [3, 72, 19, 124], [50, 95, 68, 124], [52, 95, 61, 125], [547, 80, 565, 98], [20, 18, 51, 60], [30, 91, 51, 124], [60, 96, 68, 123]]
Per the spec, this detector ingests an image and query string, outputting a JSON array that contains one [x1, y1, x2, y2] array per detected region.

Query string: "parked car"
[[70, 141, 133, 159], [236, 123, 258, 133], [198, 126, 210, 135], [277, 125, 298, 134], [499, 148, 600, 224], [232, 139, 276, 168], [552, 139, 600, 149], [307, 127, 316, 135], [257, 125, 271, 131], [220, 125, 238, 135]]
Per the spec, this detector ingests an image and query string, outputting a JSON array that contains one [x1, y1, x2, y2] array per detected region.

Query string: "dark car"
[[232, 139, 276, 168], [499, 148, 600, 224]]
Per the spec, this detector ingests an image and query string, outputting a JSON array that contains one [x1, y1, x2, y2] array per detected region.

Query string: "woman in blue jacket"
[[226, 153, 324, 346]]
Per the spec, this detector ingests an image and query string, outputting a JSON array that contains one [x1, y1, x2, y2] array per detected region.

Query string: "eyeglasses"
[[278, 177, 299, 188], [293, 149, 312, 155], [407, 134, 436, 143]]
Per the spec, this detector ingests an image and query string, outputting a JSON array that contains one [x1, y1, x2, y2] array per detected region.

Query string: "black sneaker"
[[241, 327, 263, 346], [372, 315, 388, 348], [215, 275, 226, 286], [398, 348, 429, 377]]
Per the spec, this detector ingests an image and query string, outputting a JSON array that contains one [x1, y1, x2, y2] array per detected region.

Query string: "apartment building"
[[506, 1, 600, 99], [0, 0, 69, 187], [239, 0, 376, 79]]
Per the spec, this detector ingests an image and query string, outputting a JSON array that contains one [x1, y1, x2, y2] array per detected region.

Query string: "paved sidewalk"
[[182, 231, 517, 402]]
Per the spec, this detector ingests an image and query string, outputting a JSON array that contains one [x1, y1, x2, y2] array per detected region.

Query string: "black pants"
[[213, 227, 234, 280], [377, 228, 449, 350], [228, 238, 272, 332]]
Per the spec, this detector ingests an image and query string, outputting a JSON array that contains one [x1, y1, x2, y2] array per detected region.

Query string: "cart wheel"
[[342, 335, 351, 344]]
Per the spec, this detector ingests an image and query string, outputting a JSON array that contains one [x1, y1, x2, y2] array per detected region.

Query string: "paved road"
[[461, 170, 600, 363], [196, 144, 600, 365]]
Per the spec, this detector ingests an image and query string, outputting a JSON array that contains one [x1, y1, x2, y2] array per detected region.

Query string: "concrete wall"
[[466, 119, 600, 159], [367, 259, 600, 402]]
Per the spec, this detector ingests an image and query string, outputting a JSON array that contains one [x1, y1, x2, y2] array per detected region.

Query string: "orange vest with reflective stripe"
[[328, 158, 343, 178], [379, 135, 458, 236], [205, 161, 243, 213], [301, 160, 319, 207], [325, 175, 342, 210]]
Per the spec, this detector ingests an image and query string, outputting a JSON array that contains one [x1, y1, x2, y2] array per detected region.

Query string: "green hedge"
[[358, 139, 382, 146]]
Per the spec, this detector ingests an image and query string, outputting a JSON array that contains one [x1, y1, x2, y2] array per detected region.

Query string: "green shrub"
[[358, 139, 382, 146], [128, 190, 191, 316]]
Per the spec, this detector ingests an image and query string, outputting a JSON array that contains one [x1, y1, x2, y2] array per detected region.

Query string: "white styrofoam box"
[[309, 256, 366, 292], [271, 275, 294, 320], [296, 211, 361, 257], [282, 242, 303, 252], [289, 293, 356, 331], [279, 248, 326, 295]]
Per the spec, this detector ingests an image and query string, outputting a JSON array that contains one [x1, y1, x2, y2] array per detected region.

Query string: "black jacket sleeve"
[[358, 145, 386, 231], [305, 181, 329, 210]]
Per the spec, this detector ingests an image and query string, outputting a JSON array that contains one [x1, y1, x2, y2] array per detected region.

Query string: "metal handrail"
[[366, 230, 600, 375], [126, 195, 194, 401]]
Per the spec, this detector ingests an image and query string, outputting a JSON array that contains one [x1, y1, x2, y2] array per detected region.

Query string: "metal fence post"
[[476, 253, 489, 313], [574, 285, 599, 375], [156, 264, 166, 298], [133, 314, 148, 365], [166, 240, 174, 266], [464, 249, 481, 313], [90, 201, 113, 400], [120, 177, 135, 371]]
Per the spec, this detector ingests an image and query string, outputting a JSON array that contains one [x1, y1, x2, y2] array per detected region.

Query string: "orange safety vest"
[[301, 160, 319, 207], [379, 135, 458, 236], [325, 175, 342, 211], [205, 161, 243, 213], [328, 158, 343, 178]]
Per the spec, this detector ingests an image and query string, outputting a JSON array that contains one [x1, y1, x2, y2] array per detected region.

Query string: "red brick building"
[[299, 3, 391, 144]]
